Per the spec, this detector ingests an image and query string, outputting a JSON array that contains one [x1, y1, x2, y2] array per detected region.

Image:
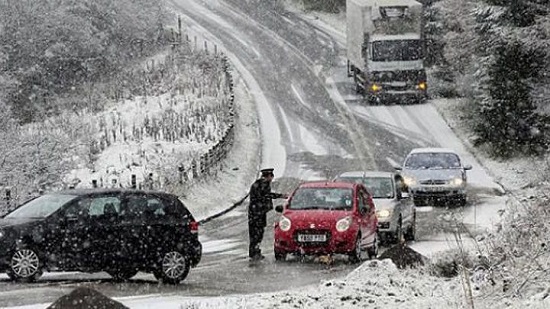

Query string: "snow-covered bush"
[[474, 188, 550, 301], [425, 248, 476, 278]]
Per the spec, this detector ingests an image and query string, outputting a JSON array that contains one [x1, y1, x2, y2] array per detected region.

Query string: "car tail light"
[[189, 221, 199, 234]]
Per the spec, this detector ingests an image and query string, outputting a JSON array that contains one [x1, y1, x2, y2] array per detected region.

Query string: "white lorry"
[[346, 0, 427, 104]]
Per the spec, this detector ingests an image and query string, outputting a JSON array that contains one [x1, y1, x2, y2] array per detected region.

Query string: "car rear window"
[[4, 194, 77, 219], [289, 187, 353, 210], [336, 177, 394, 199]]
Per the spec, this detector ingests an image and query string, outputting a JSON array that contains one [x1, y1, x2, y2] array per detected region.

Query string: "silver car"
[[396, 148, 472, 206], [334, 171, 416, 245]]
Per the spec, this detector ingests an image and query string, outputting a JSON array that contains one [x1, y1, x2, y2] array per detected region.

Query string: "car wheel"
[[7, 248, 43, 282], [394, 218, 404, 244], [404, 213, 417, 241], [367, 234, 379, 260], [154, 250, 190, 284], [378, 232, 390, 247], [274, 250, 287, 262], [413, 197, 425, 207], [107, 268, 138, 281], [348, 235, 362, 264]]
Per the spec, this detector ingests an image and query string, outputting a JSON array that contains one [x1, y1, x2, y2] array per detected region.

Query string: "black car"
[[0, 189, 202, 284]]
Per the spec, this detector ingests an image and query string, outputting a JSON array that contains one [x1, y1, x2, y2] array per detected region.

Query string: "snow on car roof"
[[337, 171, 395, 178], [408, 147, 458, 155], [54, 188, 172, 196]]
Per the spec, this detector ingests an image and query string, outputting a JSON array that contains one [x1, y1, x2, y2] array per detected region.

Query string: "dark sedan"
[[0, 188, 202, 284]]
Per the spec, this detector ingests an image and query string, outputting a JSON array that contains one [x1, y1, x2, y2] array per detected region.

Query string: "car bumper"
[[188, 242, 202, 267], [377, 218, 395, 233], [410, 186, 466, 198], [274, 228, 357, 255]]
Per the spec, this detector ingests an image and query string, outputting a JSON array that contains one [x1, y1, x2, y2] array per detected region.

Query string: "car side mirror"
[[464, 164, 472, 170], [275, 205, 284, 213]]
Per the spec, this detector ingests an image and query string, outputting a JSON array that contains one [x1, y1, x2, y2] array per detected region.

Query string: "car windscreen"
[[4, 194, 78, 219], [336, 177, 394, 199], [289, 187, 353, 210], [404, 152, 461, 170]]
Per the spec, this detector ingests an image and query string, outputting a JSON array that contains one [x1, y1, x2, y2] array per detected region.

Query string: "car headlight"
[[279, 216, 291, 232], [403, 176, 416, 186], [376, 209, 392, 218], [336, 216, 352, 232], [450, 178, 463, 186], [0, 229, 4, 239]]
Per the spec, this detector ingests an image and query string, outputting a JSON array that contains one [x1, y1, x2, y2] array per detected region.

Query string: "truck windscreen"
[[372, 40, 423, 62]]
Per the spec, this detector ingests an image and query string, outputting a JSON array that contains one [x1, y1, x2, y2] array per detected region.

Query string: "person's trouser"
[[248, 221, 265, 258]]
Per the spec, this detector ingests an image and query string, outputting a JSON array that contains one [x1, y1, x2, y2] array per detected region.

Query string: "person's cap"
[[260, 168, 275, 176]]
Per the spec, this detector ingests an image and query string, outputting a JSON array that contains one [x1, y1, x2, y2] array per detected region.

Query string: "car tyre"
[[154, 250, 190, 284], [274, 250, 287, 262], [348, 235, 362, 264], [367, 234, 379, 260], [404, 213, 416, 241], [413, 197, 425, 207], [394, 218, 404, 244], [378, 232, 390, 247], [7, 247, 43, 282], [107, 268, 138, 281], [458, 195, 467, 207]]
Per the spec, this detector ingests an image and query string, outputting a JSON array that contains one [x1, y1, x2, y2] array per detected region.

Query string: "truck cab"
[[347, 0, 427, 104]]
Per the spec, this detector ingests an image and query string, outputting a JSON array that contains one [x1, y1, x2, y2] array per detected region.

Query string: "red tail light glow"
[[190, 221, 199, 234]]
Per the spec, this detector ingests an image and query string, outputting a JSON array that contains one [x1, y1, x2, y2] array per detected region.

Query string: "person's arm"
[[266, 192, 287, 199]]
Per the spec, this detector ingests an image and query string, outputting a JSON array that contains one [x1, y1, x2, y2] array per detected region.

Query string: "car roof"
[[50, 188, 175, 198], [408, 147, 458, 155], [298, 181, 357, 189], [336, 171, 395, 178]]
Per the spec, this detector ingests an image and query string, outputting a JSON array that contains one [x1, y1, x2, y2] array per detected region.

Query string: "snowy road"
[[0, 1, 506, 307]]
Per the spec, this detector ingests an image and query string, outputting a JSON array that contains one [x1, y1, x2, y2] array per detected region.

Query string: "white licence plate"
[[297, 234, 326, 242]]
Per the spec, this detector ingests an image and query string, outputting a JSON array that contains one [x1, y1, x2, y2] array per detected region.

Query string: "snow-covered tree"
[[470, 0, 549, 157]]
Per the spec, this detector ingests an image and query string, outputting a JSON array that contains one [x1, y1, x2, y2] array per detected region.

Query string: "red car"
[[273, 181, 378, 263]]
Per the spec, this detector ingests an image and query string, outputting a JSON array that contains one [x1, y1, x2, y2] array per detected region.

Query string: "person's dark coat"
[[248, 178, 284, 227]]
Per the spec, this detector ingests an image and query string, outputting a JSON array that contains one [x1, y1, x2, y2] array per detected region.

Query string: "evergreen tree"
[[471, 1, 549, 157]]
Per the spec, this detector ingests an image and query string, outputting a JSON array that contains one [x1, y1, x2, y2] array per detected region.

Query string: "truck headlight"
[[371, 84, 382, 92], [279, 216, 291, 232], [417, 82, 427, 90], [336, 217, 352, 232], [376, 209, 392, 219]]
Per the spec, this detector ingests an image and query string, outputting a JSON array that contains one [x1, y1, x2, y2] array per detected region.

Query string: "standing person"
[[248, 168, 287, 261]]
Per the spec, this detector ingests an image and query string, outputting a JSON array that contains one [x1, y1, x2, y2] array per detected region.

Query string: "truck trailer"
[[346, 0, 427, 104]]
